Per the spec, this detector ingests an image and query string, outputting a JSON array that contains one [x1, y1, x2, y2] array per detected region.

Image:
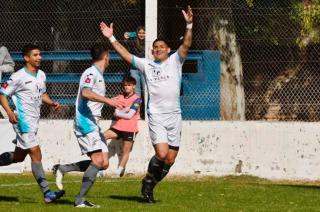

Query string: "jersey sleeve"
[[171, 51, 186, 66], [132, 56, 146, 73], [80, 72, 95, 90], [0, 73, 21, 97], [130, 98, 142, 111]]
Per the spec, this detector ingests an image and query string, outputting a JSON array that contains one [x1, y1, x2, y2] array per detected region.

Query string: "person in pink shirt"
[[103, 76, 142, 177]]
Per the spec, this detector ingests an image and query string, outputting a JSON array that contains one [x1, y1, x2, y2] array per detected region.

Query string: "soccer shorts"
[[109, 127, 137, 142], [12, 130, 39, 150], [148, 113, 182, 147], [75, 129, 108, 155]]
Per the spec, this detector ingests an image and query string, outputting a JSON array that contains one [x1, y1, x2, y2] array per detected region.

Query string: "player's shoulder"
[[37, 69, 46, 78], [10, 68, 25, 79], [82, 66, 98, 77]]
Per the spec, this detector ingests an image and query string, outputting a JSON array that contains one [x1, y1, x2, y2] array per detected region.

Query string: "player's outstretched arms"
[[99, 22, 133, 65], [82, 88, 125, 109], [178, 5, 193, 58], [0, 94, 17, 124], [42, 93, 60, 112]]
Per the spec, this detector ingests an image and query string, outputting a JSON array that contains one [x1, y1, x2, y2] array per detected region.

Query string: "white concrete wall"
[[1, 120, 320, 180]]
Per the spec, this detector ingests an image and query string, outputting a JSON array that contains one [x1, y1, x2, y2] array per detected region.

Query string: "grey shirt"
[[0, 46, 15, 83]]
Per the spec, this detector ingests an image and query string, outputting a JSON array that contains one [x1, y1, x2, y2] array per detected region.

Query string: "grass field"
[[0, 174, 320, 211]]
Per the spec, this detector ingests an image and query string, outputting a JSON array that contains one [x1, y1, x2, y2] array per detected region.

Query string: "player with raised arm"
[[0, 44, 65, 203], [100, 6, 193, 203], [52, 44, 124, 208]]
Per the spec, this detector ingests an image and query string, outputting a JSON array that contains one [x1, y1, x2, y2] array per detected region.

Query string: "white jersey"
[[133, 52, 185, 114], [74, 65, 106, 135], [0, 67, 46, 133]]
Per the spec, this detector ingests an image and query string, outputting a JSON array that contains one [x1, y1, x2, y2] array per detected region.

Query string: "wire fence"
[[1, 0, 320, 121]]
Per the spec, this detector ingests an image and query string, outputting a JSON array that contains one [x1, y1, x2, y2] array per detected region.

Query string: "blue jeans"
[[130, 69, 144, 97]]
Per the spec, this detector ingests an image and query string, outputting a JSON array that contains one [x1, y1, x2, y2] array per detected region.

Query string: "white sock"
[[116, 166, 124, 175]]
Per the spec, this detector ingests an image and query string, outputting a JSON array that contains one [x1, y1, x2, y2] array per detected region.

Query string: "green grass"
[[0, 174, 320, 211]]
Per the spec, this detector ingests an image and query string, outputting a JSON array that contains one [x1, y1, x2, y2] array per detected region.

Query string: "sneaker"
[[116, 167, 125, 177], [44, 190, 65, 203], [141, 178, 155, 203], [52, 164, 64, 190], [97, 170, 105, 177], [74, 200, 100, 208]]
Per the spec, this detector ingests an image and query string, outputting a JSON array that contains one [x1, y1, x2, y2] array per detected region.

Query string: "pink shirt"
[[112, 93, 142, 133]]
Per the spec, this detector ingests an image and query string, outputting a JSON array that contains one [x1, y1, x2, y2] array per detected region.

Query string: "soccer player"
[[0, 44, 65, 203], [54, 76, 141, 180], [100, 5, 193, 203], [52, 44, 124, 208], [103, 76, 142, 177]]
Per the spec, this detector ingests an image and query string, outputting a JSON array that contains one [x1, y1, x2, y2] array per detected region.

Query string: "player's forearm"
[[81, 88, 110, 104], [109, 38, 133, 65], [114, 109, 136, 119], [183, 28, 192, 49], [42, 93, 55, 106], [179, 27, 193, 57], [0, 94, 13, 114]]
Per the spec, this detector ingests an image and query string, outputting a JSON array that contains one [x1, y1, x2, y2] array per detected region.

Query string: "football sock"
[[160, 163, 172, 181], [146, 156, 164, 183], [75, 163, 101, 205], [58, 160, 91, 174], [0, 152, 14, 166], [31, 162, 50, 194]]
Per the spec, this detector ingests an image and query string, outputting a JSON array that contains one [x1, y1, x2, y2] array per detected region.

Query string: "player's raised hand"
[[182, 5, 193, 23], [100, 22, 114, 38]]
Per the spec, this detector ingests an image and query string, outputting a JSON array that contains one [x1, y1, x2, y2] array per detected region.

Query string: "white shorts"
[[75, 129, 108, 155], [12, 129, 39, 150], [148, 113, 182, 147]]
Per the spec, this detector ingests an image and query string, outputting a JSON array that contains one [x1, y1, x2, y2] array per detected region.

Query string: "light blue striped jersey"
[[74, 65, 106, 135], [0, 67, 46, 133]]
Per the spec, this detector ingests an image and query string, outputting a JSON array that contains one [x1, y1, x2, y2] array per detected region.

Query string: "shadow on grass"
[[0, 195, 19, 202], [54, 199, 75, 205], [109, 195, 160, 203], [276, 184, 320, 190]]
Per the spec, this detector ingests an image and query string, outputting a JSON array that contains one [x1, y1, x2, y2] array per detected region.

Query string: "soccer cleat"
[[44, 190, 65, 203], [141, 178, 155, 203], [52, 164, 64, 190], [74, 200, 101, 208]]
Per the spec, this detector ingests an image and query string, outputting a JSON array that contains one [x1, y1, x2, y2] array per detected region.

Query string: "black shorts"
[[110, 128, 137, 142]]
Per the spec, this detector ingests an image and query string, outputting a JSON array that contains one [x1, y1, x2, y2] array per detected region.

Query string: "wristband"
[[186, 23, 193, 29], [109, 35, 117, 43]]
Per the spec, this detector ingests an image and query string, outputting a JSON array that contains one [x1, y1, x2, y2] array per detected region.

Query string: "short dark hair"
[[122, 76, 136, 85], [152, 38, 170, 48], [22, 44, 40, 57], [91, 44, 109, 62]]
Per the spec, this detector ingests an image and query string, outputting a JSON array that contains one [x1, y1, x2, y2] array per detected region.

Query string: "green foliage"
[[291, 1, 320, 43]]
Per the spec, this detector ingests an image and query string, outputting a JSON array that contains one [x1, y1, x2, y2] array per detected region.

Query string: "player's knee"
[[166, 158, 175, 166], [156, 152, 168, 161]]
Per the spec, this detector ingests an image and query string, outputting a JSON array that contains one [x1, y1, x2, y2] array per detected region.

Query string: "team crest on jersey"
[[85, 77, 91, 83], [1, 82, 9, 89]]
